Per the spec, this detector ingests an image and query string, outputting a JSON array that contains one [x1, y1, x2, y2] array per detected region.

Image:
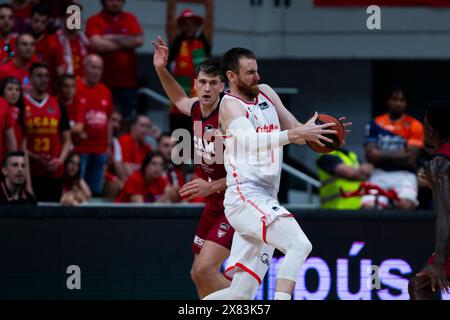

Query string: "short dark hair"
[[157, 132, 172, 145], [2, 150, 25, 168], [29, 62, 49, 75], [385, 86, 407, 101], [0, 3, 13, 11], [130, 113, 150, 127], [16, 32, 34, 44], [100, 0, 125, 6], [58, 73, 76, 87], [426, 101, 450, 140], [196, 58, 223, 81], [222, 47, 257, 77], [140, 151, 164, 176], [30, 4, 50, 18]]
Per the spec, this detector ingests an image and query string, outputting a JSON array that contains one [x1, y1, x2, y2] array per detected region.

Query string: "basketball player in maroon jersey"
[[152, 36, 232, 298]]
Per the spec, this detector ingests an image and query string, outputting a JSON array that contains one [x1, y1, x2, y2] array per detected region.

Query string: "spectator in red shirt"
[[86, 0, 144, 119], [28, 4, 65, 93], [0, 94, 16, 164], [11, 0, 38, 33], [55, 4, 89, 79], [115, 151, 179, 203], [157, 131, 185, 190], [0, 32, 35, 91], [0, 4, 17, 64], [119, 114, 153, 178], [72, 53, 113, 196], [24, 62, 71, 202], [0, 76, 24, 147]]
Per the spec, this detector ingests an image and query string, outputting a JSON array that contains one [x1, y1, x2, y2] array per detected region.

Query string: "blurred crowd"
[[0, 0, 214, 205], [0, 0, 436, 211]]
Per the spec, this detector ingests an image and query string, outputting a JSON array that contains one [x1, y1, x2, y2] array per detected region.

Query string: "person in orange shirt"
[[364, 88, 424, 210], [115, 151, 179, 203], [119, 114, 159, 178]]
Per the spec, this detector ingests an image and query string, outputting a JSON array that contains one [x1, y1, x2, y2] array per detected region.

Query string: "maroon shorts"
[[192, 199, 234, 254], [427, 246, 450, 276]]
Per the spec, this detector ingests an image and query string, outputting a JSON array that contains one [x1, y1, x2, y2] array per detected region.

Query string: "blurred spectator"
[[60, 151, 91, 206], [103, 110, 126, 199], [24, 62, 71, 202], [0, 32, 35, 90], [0, 76, 23, 147], [0, 3, 17, 63], [72, 54, 112, 196], [28, 4, 65, 92], [0, 92, 16, 164], [119, 114, 153, 178], [58, 73, 77, 125], [364, 88, 424, 210], [157, 131, 185, 190], [0, 150, 35, 204], [55, 3, 89, 79], [115, 151, 179, 203], [86, 0, 144, 119], [317, 148, 374, 210], [11, 0, 38, 33], [166, 0, 213, 133]]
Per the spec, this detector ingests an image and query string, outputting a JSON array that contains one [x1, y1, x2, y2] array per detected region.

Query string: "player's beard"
[[237, 79, 259, 100]]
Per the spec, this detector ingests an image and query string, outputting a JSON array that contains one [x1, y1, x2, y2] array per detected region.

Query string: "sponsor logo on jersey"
[[256, 124, 279, 133], [217, 229, 227, 238], [272, 206, 280, 212], [194, 235, 204, 247], [205, 124, 214, 132], [47, 106, 55, 114], [259, 101, 269, 110], [260, 253, 270, 266], [220, 223, 230, 231]]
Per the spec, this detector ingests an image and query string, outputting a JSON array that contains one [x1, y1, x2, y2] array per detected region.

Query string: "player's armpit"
[[258, 84, 300, 130], [219, 99, 247, 129]]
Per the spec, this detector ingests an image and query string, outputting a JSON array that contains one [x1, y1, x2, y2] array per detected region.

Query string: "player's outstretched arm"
[[416, 157, 450, 293], [151, 36, 197, 116], [220, 99, 337, 152]]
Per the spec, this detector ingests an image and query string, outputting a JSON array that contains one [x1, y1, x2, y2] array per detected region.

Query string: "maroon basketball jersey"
[[190, 100, 227, 201]]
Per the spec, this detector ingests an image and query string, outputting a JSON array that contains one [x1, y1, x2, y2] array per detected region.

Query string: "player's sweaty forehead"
[[196, 71, 222, 84], [237, 57, 258, 74]]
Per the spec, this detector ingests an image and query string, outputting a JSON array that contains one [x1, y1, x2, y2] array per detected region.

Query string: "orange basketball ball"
[[306, 114, 345, 154]]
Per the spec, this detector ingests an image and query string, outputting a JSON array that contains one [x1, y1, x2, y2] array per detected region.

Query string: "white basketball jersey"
[[223, 89, 283, 196]]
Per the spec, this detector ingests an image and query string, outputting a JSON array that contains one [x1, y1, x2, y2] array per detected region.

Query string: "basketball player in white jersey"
[[203, 48, 339, 300]]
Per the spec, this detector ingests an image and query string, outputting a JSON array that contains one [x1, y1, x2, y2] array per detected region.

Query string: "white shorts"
[[223, 183, 293, 284], [361, 169, 419, 208]]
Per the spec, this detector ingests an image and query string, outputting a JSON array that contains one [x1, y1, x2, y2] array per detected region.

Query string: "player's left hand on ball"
[[179, 178, 211, 200], [417, 265, 450, 293]]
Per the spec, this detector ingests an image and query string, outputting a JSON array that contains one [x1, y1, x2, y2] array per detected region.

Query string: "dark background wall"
[[0, 206, 443, 300]]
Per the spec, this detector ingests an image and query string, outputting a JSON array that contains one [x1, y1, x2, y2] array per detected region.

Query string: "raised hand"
[[151, 36, 169, 70]]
